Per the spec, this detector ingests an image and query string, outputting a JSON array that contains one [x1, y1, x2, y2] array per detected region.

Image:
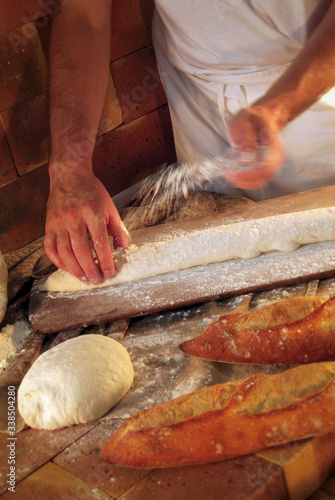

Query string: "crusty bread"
[[100, 362, 335, 468], [179, 296, 334, 365]]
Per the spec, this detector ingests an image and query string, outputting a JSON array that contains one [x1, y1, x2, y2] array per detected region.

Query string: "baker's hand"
[[225, 106, 285, 190], [44, 166, 129, 285]]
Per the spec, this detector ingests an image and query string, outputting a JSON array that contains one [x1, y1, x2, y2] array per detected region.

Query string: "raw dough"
[[40, 208, 335, 293], [0, 251, 8, 323], [0, 321, 32, 376], [18, 334, 134, 430]]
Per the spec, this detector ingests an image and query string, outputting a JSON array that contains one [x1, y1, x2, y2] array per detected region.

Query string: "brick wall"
[[0, 0, 176, 254]]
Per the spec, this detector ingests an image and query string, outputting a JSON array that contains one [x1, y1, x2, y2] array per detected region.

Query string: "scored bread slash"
[[100, 362, 335, 468], [179, 296, 335, 365]]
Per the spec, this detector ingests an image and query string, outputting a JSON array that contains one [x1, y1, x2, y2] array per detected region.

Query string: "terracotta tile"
[[98, 74, 123, 136], [111, 0, 154, 61], [121, 455, 287, 500], [0, 423, 97, 495], [310, 491, 335, 500], [1, 92, 49, 175], [0, 164, 49, 254], [0, 462, 110, 500], [257, 433, 335, 500], [38, 0, 154, 64], [0, 24, 48, 111], [54, 419, 151, 498], [0, 121, 17, 186], [93, 105, 176, 197], [111, 46, 167, 123], [321, 473, 335, 494], [37, 1, 154, 64], [311, 433, 335, 482], [0, 0, 54, 33]]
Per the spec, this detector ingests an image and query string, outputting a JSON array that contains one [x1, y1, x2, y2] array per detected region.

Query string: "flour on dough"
[[40, 208, 335, 293], [0, 251, 8, 323], [18, 334, 134, 430]]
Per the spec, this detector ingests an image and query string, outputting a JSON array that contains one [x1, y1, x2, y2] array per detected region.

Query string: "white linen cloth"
[[152, 0, 335, 200]]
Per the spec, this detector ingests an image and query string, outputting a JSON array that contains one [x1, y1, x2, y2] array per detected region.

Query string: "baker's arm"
[[227, 0, 335, 190], [44, 0, 128, 285]]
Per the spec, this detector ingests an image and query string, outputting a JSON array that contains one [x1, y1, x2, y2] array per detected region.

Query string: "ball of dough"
[[18, 334, 134, 430]]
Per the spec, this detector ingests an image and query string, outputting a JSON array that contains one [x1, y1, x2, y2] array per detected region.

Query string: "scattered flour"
[[0, 321, 32, 376], [41, 207, 335, 293]]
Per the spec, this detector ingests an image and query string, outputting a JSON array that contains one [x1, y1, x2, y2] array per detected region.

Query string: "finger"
[[88, 219, 115, 280], [44, 231, 66, 270], [112, 220, 129, 248], [68, 229, 104, 285], [106, 203, 129, 249], [56, 231, 89, 283], [225, 164, 275, 190]]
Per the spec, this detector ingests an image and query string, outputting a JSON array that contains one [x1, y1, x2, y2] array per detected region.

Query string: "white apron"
[[152, 0, 335, 200]]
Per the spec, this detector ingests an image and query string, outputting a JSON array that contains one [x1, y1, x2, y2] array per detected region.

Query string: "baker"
[[44, 0, 335, 286]]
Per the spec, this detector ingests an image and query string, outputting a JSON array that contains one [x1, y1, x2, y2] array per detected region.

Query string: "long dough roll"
[[179, 296, 335, 365], [101, 362, 335, 468], [40, 206, 335, 292]]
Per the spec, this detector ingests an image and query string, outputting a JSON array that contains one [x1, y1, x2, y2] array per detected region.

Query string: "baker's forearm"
[[45, 1, 129, 284], [255, 0, 335, 130], [49, 1, 111, 174]]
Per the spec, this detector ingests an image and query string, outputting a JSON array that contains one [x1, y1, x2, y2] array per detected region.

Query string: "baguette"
[[179, 296, 335, 365], [101, 362, 335, 468]]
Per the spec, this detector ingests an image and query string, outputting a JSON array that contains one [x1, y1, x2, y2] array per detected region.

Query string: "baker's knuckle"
[[57, 245, 73, 260], [71, 247, 88, 260], [65, 210, 81, 227], [93, 238, 107, 251], [44, 240, 57, 255], [82, 200, 99, 216]]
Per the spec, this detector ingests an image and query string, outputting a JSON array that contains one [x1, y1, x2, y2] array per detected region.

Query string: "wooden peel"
[[29, 186, 335, 333]]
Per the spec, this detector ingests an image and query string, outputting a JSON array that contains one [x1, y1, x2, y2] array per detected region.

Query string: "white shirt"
[[152, 0, 335, 200], [153, 0, 324, 77]]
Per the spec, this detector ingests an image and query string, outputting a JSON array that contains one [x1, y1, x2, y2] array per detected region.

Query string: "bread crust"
[[179, 296, 335, 365], [100, 362, 335, 468]]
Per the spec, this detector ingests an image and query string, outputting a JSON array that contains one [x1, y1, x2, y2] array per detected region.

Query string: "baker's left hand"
[[225, 106, 285, 190]]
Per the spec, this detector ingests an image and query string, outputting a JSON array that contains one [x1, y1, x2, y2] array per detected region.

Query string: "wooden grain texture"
[[29, 240, 335, 334], [29, 186, 335, 333]]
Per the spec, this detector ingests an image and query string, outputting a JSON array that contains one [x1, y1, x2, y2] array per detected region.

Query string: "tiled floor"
[[0, 422, 334, 499]]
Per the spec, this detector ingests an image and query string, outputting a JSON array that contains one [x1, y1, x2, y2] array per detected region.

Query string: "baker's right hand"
[[44, 165, 129, 285], [226, 105, 284, 190]]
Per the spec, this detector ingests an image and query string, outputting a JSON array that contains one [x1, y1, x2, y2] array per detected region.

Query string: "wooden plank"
[[29, 186, 335, 333], [29, 240, 335, 333]]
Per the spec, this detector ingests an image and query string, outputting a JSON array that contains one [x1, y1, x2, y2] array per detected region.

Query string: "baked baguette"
[[179, 296, 335, 365], [101, 362, 335, 468]]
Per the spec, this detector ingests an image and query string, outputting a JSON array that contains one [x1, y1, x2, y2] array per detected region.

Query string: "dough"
[[0, 321, 32, 376], [40, 207, 335, 293], [0, 251, 8, 323], [18, 334, 134, 430]]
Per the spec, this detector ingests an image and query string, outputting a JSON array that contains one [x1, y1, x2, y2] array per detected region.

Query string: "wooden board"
[[29, 241, 335, 333], [29, 186, 335, 333]]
